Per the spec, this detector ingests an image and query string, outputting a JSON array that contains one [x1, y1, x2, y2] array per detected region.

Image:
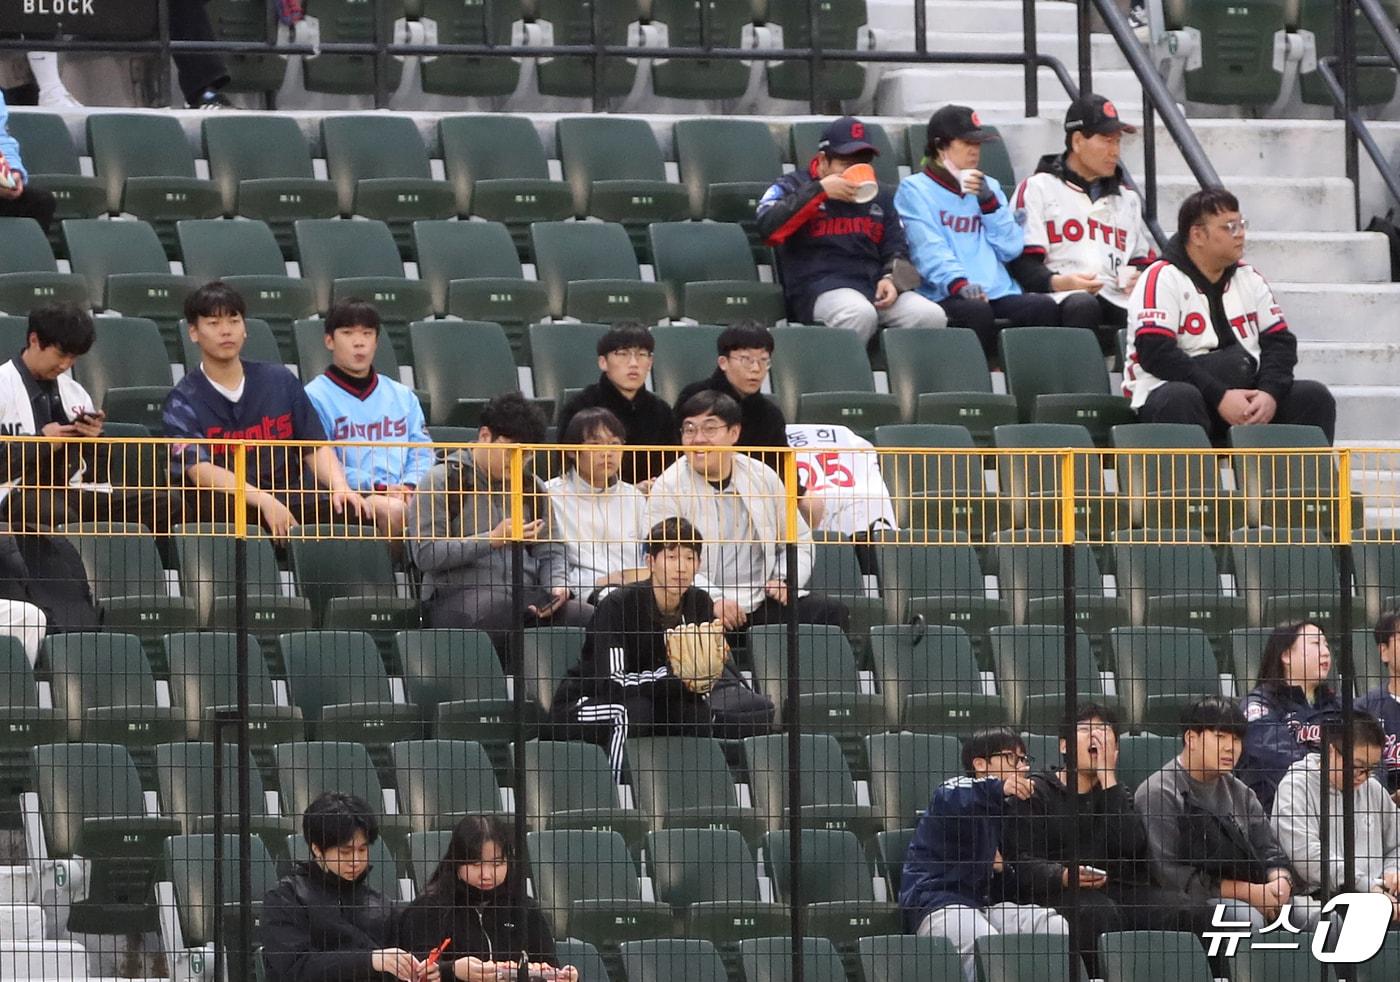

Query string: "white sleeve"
[[1016, 177, 1050, 255]]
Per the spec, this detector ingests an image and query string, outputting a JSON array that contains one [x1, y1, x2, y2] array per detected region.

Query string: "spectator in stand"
[[675, 323, 786, 453], [896, 105, 1060, 357], [1009, 94, 1156, 344], [0, 90, 56, 231], [1123, 187, 1336, 444], [1002, 704, 1209, 977], [1135, 696, 1299, 931], [550, 517, 718, 780], [756, 115, 947, 345], [555, 324, 677, 488], [1273, 712, 1400, 915], [1238, 621, 1341, 814], [1358, 611, 1400, 802], [163, 282, 368, 540], [544, 408, 649, 605], [899, 726, 1069, 982], [261, 791, 432, 982], [304, 300, 433, 540], [645, 390, 847, 637], [406, 392, 589, 664]]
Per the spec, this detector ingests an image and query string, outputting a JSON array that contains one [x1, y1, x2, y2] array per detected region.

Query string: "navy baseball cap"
[[1065, 94, 1137, 135], [817, 116, 880, 157], [926, 105, 998, 147]]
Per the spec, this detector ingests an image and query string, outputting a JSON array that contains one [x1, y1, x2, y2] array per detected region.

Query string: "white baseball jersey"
[[1014, 164, 1155, 308], [785, 424, 898, 535], [1122, 258, 1287, 409]]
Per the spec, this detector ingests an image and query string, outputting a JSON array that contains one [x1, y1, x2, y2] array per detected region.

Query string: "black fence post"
[[511, 447, 529, 880], [591, 0, 606, 113], [784, 449, 805, 982], [1061, 455, 1082, 981], [1142, 92, 1158, 226], [233, 527, 253, 982], [806, 0, 824, 115], [1340, 0, 1361, 225], [156, 0, 172, 108], [1077, 0, 1092, 96], [1024, 0, 1039, 118], [914, 0, 928, 55]]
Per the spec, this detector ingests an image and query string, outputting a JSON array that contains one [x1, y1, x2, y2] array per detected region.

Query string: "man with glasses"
[[676, 323, 788, 454], [1123, 187, 1335, 444], [900, 726, 1069, 982], [555, 324, 678, 487], [1359, 611, 1400, 803], [645, 389, 847, 636]]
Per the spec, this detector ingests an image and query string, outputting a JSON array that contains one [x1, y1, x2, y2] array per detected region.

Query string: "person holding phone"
[[397, 815, 578, 982]]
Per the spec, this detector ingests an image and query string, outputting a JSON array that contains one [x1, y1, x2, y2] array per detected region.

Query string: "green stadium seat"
[[1175, 0, 1287, 105], [283, 830, 400, 899], [277, 632, 421, 748], [85, 115, 224, 253], [650, 0, 751, 99], [999, 326, 1135, 447], [159, 833, 280, 982], [0, 217, 91, 313], [650, 324, 725, 406], [1228, 528, 1359, 633], [1100, 929, 1216, 982], [1111, 422, 1232, 536], [299, 0, 404, 94], [293, 317, 400, 382], [859, 934, 963, 982], [62, 219, 198, 353], [524, 828, 672, 942], [555, 118, 690, 255], [417, 0, 521, 97], [532, 0, 636, 99], [769, 325, 899, 437], [396, 629, 533, 754], [873, 533, 1011, 651], [153, 742, 292, 850], [272, 740, 412, 853], [207, 0, 288, 93], [202, 117, 339, 256], [1117, 733, 1178, 791], [874, 424, 992, 535], [746, 623, 887, 742], [1356, 933, 1400, 982], [528, 322, 612, 403], [411, 220, 550, 332], [410, 320, 524, 427], [759, 828, 899, 943], [766, 0, 871, 101], [390, 738, 510, 834], [1230, 941, 1330, 982], [644, 829, 790, 942], [43, 632, 181, 750], [736, 937, 848, 982], [994, 422, 1114, 537], [874, 827, 913, 894], [519, 739, 649, 850], [530, 221, 668, 323], [648, 222, 784, 323], [95, 421, 167, 512], [555, 940, 611, 982], [741, 733, 877, 840], [520, 625, 587, 714], [1355, 536, 1400, 626], [58, 523, 199, 642], [974, 931, 1076, 982], [1, 112, 107, 245], [986, 626, 1108, 732], [790, 118, 899, 187], [288, 526, 419, 633], [905, 123, 1015, 190], [1108, 627, 1223, 735], [990, 531, 1129, 643], [1228, 424, 1345, 533], [1299, 0, 1398, 105], [71, 316, 173, 431], [1110, 532, 1245, 645], [169, 524, 315, 637], [673, 119, 783, 236], [176, 218, 316, 342], [438, 116, 573, 258], [626, 736, 763, 843], [28, 742, 180, 933], [164, 632, 303, 747], [181, 316, 287, 370], [321, 117, 456, 255], [864, 731, 963, 831], [406, 828, 452, 893], [804, 531, 882, 665], [880, 328, 1018, 443], [0, 639, 64, 829], [868, 624, 1005, 734]]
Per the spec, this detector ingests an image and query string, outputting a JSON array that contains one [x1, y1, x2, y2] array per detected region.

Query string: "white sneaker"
[[37, 87, 83, 109]]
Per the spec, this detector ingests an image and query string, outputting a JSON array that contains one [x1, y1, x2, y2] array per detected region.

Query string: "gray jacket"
[[1272, 752, 1400, 895], [406, 449, 567, 599]]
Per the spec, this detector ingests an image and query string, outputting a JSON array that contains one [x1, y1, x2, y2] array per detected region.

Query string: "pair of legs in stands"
[[942, 290, 1126, 356]]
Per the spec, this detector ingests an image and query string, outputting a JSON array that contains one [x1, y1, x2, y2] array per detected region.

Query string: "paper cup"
[[959, 168, 984, 196], [843, 163, 879, 203]]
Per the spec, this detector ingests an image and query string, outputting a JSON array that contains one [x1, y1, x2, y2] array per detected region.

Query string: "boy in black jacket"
[[550, 516, 717, 780]]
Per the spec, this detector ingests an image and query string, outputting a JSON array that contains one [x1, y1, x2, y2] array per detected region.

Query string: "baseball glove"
[[664, 619, 729, 694]]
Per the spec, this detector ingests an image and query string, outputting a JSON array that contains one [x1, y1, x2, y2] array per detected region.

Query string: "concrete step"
[[1272, 283, 1400, 340], [1156, 176, 1356, 232], [1128, 119, 1347, 181], [1297, 342, 1400, 385], [0, 868, 29, 908], [868, 0, 1082, 35], [879, 66, 1141, 110], [0, 907, 43, 942], [1334, 386, 1400, 442], [878, 75, 1141, 125], [1244, 232, 1391, 284]]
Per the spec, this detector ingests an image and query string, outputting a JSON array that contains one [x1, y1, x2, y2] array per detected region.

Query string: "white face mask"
[[939, 153, 963, 184]]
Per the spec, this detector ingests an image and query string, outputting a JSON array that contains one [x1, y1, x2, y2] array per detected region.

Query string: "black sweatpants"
[[0, 183, 57, 233], [939, 292, 1062, 357], [552, 689, 713, 781], [1137, 379, 1337, 445], [170, 0, 231, 105]]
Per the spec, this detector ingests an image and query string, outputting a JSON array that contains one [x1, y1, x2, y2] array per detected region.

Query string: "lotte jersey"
[[1014, 155, 1154, 308], [1121, 257, 1286, 409]]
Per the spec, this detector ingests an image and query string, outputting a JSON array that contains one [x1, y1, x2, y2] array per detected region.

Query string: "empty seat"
[[62, 219, 198, 351], [746, 623, 886, 738], [881, 328, 1018, 442], [650, 0, 751, 99], [769, 325, 899, 437], [169, 524, 315, 637], [987, 626, 1107, 732], [520, 625, 587, 714], [1174, 0, 1287, 105], [806, 531, 885, 660], [874, 423, 991, 535], [737, 936, 848, 982], [272, 740, 411, 848], [163, 631, 303, 746], [530, 221, 668, 323], [59, 522, 199, 640], [410, 320, 523, 427], [292, 219, 432, 346], [0, 217, 90, 313], [1117, 732, 1178, 791], [741, 732, 877, 840], [277, 632, 420, 747], [864, 730, 964, 831], [766, 0, 871, 102], [649, 323, 725, 406], [1228, 528, 1358, 633], [321, 117, 456, 254], [532, 0, 636, 99], [44, 632, 183, 750], [1355, 536, 1400, 625], [1108, 627, 1222, 734], [1299, 0, 1398, 106], [0, 638, 64, 828], [1098, 930, 1216, 982], [868, 624, 1005, 734], [1230, 940, 1324, 982], [644, 829, 789, 941], [999, 326, 1135, 447], [519, 739, 648, 849], [288, 526, 419, 632], [71, 315, 173, 430], [525, 828, 671, 942], [1111, 422, 1232, 536], [994, 422, 1113, 537], [416, 0, 521, 96], [298, 0, 404, 94], [1110, 532, 1245, 643], [673, 119, 784, 229], [974, 931, 1075, 982], [873, 532, 1010, 649], [1228, 424, 1344, 532], [153, 742, 291, 847], [175, 218, 316, 338], [390, 738, 509, 834], [159, 833, 280, 981], [627, 735, 762, 843], [396, 628, 530, 753], [527, 322, 612, 403], [990, 531, 1129, 642], [760, 828, 899, 943], [858, 934, 963, 982], [411, 220, 549, 327], [648, 222, 784, 323]]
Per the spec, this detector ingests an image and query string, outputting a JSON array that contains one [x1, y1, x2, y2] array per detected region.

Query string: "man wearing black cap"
[[756, 115, 946, 345], [896, 105, 1060, 357], [1009, 95, 1157, 341]]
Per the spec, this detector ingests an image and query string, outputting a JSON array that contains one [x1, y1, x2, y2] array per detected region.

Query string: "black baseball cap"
[[817, 116, 880, 157], [1065, 94, 1137, 136], [926, 105, 999, 148]]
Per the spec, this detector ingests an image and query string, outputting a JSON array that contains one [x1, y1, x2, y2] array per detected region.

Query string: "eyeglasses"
[[727, 354, 772, 370], [1198, 217, 1249, 236], [681, 420, 731, 439], [991, 751, 1034, 766], [607, 347, 654, 362]]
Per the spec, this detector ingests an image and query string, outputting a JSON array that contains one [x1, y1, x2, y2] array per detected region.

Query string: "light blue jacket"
[[895, 166, 1025, 302], [0, 92, 28, 181]]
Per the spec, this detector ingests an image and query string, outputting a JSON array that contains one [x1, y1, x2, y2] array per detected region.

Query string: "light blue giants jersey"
[[304, 372, 434, 490]]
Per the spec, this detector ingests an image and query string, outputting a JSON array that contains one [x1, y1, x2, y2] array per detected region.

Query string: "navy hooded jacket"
[[899, 776, 1014, 930], [1239, 682, 1340, 813]]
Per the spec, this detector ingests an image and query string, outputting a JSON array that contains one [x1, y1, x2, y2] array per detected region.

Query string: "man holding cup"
[[756, 115, 947, 345]]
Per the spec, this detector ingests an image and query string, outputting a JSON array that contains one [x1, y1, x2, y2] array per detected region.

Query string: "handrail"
[[1314, 56, 1400, 217]]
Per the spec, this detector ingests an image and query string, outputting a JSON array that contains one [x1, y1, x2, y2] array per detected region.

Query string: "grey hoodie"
[[1272, 752, 1400, 896], [406, 448, 566, 600]]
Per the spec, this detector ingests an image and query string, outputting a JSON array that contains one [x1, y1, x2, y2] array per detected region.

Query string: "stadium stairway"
[[874, 0, 1400, 522]]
